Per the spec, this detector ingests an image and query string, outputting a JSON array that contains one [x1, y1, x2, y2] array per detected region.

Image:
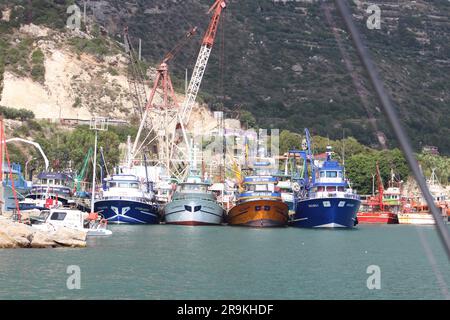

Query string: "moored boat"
[[94, 173, 160, 225], [32, 206, 112, 237], [291, 142, 361, 228], [357, 163, 399, 224], [164, 174, 225, 226], [357, 206, 398, 224], [399, 201, 448, 225], [2, 162, 31, 211], [398, 169, 448, 225], [227, 175, 289, 228], [15, 171, 74, 211]]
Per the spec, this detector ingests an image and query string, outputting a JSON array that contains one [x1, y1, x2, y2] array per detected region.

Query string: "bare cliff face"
[[0, 23, 134, 119], [0, 22, 217, 134]]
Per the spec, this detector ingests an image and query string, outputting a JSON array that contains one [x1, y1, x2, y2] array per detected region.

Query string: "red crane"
[[181, 0, 227, 124], [129, 27, 198, 165]]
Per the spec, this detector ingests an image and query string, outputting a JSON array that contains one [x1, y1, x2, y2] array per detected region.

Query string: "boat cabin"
[[177, 183, 209, 193], [106, 175, 139, 190], [310, 147, 359, 200], [31, 172, 73, 197], [237, 176, 281, 203], [43, 208, 87, 230]]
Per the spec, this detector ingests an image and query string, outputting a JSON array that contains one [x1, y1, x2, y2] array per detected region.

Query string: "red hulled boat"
[[357, 163, 399, 224]]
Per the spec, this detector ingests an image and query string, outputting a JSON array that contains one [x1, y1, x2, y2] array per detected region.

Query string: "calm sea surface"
[[0, 224, 449, 300]]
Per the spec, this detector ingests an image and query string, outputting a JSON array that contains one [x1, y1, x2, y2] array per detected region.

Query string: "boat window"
[[326, 171, 338, 178], [109, 182, 117, 188], [320, 171, 325, 178], [50, 211, 67, 221], [130, 183, 139, 189], [338, 186, 344, 192], [41, 179, 47, 184], [338, 171, 343, 178], [48, 179, 54, 185], [255, 184, 268, 192], [182, 184, 207, 192], [119, 183, 130, 188], [326, 186, 337, 192], [317, 186, 325, 192]]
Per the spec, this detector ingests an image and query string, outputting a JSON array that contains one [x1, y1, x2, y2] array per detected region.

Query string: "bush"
[[0, 106, 35, 121]]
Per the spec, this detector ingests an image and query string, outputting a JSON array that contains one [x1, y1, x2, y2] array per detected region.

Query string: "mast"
[[375, 162, 384, 211]]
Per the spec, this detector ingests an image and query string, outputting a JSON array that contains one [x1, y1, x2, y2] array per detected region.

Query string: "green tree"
[[279, 130, 302, 154], [240, 110, 256, 128], [346, 152, 378, 195]]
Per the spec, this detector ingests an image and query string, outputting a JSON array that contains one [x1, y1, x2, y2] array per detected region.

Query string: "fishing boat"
[[2, 163, 31, 211], [164, 173, 225, 226], [291, 144, 361, 228], [397, 207, 447, 225], [94, 173, 160, 225], [358, 198, 398, 224], [32, 206, 112, 237], [227, 160, 289, 228], [357, 164, 399, 224], [15, 171, 74, 211], [398, 169, 448, 225]]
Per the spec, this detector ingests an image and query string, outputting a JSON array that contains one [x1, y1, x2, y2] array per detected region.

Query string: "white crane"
[[5, 138, 49, 171]]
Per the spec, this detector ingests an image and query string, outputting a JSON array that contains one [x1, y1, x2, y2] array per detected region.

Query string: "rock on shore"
[[0, 216, 87, 248]]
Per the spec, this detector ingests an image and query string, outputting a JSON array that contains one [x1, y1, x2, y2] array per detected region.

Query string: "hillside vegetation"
[[84, 0, 450, 153]]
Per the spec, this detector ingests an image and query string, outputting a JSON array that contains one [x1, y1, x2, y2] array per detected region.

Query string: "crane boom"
[[181, 0, 227, 124], [128, 27, 198, 167], [75, 147, 93, 193], [5, 138, 49, 171]]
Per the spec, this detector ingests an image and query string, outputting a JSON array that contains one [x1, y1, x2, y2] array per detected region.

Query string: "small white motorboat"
[[32, 207, 112, 237]]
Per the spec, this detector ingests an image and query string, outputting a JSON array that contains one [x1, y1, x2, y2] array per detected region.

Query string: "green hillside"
[[1, 0, 449, 155], [87, 0, 450, 153]]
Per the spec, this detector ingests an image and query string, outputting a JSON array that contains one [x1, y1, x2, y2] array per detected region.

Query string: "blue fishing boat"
[[94, 173, 160, 225], [16, 171, 74, 211], [3, 163, 31, 210], [290, 130, 361, 228]]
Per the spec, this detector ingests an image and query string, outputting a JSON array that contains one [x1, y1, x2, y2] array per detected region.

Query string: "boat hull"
[[94, 199, 160, 225], [164, 199, 224, 226], [291, 197, 360, 228], [4, 186, 29, 210], [227, 199, 289, 228], [397, 213, 447, 225], [357, 211, 398, 224]]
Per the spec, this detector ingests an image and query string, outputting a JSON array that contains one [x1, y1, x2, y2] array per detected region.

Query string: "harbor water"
[[0, 224, 449, 300]]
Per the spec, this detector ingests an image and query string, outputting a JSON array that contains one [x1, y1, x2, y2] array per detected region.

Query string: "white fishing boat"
[[32, 207, 112, 237], [399, 169, 448, 225], [164, 174, 225, 226]]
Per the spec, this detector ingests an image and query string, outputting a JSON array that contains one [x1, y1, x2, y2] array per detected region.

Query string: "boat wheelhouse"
[[31, 172, 73, 198]]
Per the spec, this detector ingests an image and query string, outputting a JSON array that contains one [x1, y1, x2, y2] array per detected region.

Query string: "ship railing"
[[309, 192, 360, 200], [102, 196, 142, 201]]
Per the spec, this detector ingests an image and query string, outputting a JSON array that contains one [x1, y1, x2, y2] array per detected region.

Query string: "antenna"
[[342, 128, 346, 177]]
